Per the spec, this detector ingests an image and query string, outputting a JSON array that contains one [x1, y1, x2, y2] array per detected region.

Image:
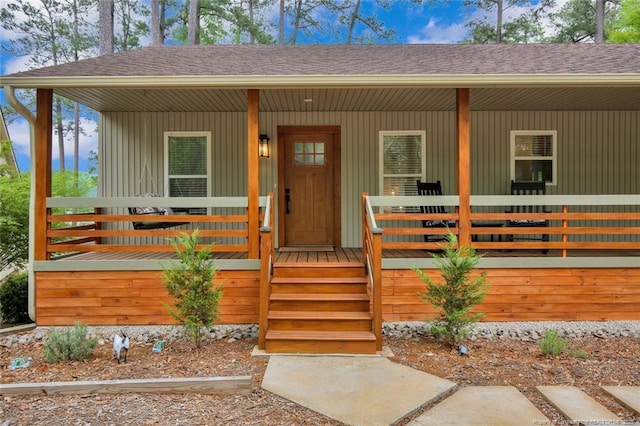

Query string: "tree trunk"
[[496, 0, 503, 44], [345, 0, 362, 45], [595, 0, 604, 43], [151, 0, 163, 45], [279, 0, 285, 44], [74, 103, 80, 187], [98, 0, 114, 54], [55, 99, 65, 172], [188, 0, 199, 45], [291, 0, 302, 44]]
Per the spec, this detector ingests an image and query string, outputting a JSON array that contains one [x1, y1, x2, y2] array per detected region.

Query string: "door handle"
[[285, 188, 291, 214]]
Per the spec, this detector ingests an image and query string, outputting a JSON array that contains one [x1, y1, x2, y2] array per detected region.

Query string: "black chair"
[[506, 180, 550, 254], [416, 180, 456, 242]]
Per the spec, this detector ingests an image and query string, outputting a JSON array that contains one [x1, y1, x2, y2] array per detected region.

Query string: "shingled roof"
[[2, 44, 639, 112], [3, 43, 640, 80]]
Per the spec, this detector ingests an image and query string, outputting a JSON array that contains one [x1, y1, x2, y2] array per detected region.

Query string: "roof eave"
[[1, 74, 640, 89]]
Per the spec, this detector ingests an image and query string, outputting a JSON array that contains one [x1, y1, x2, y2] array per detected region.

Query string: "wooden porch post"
[[34, 89, 53, 261], [247, 89, 260, 258], [456, 88, 471, 246]]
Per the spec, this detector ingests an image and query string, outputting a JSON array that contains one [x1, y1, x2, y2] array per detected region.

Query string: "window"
[[511, 130, 557, 185], [294, 142, 325, 166], [164, 131, 211, 214], [379, 131, 426, 211]]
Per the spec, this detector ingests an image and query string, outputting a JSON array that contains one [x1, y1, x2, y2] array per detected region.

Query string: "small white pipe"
[[4, 85, 37, 322]]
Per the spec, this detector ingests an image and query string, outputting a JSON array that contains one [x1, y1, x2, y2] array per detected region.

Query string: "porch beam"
[[456, 88, 471, 246], [34, 89, 53, 260], [247, 89, 259, 258]]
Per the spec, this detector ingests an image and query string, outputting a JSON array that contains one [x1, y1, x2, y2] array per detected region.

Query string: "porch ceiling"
[[55, 86, 640, 113]]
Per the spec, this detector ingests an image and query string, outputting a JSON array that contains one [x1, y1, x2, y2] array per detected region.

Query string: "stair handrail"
[[258, 192, 274, 349], [362, 193, 383, 351]]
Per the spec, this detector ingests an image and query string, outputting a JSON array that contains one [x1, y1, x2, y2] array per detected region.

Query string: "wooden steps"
[[265, 262, 377, 354]]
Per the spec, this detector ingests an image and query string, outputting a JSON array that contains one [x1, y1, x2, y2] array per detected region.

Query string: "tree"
[[151, 0, 163, 44], [609, 0, 640, 42], [0, 173, 30, 269], [170, 0, 273, 45], [113, 0, 149, 51], [0, 169, 96, 269], [0, 0, 96, 175], [188, 0, 199, 44], [99, 0, 114, 54], [281, 0, 327, 44], [328, 0, 396, 44], [414, 233, 490, 348], [162, 230, 224, 348], [456, 0, 555, 44], [548, 0, 620, 43]]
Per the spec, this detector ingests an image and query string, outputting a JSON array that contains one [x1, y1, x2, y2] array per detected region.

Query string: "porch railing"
[[45, 196, 268, 259], [258, 193, 274, 349], [365, 193, 640, 255], [362, 193, 383, 351]]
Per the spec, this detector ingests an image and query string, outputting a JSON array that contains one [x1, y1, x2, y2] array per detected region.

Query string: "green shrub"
[[0, 272, 30, 324], [539, 329, 566, 357], [162, 230, 224, 348], [43, 322, 97, 363], [414, 232, 490, 348], [570, 349, 588, 359]]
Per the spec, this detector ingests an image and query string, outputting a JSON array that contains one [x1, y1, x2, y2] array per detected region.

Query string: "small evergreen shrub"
[[43, 322, 97, 363], [0, 272, 30, 324], [162, 230, 224, 348], [414, 232, 490, 348], [539, 329, 566, 357]]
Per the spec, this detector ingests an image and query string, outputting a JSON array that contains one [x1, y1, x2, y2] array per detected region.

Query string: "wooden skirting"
[[36, 267, 640, 326], [35, 270, 259, 326], [383, 268, 640, 322]]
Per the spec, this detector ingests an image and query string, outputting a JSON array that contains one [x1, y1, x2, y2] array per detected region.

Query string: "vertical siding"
[[101, 110, 639, 247]]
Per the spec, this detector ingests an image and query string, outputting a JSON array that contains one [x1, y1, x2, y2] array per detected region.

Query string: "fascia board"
[[2, 74, 640, 89]]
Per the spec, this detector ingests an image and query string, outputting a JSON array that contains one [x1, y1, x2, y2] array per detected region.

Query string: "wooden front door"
[[278, 126, 340, 247]]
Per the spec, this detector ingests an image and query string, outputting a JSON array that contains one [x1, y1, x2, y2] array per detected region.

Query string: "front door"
[[278, 126, 340, 247]]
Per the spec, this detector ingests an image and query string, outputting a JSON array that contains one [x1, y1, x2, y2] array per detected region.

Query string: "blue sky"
[[0, 0, 562, 173]]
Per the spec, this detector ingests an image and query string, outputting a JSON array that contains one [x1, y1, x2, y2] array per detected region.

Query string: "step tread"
[[271, 277, 368, 284], [269, 293, 370, 301], [266, 330, 376, 341], [273, 262, 364, 268], [268, 311, 372, 320]]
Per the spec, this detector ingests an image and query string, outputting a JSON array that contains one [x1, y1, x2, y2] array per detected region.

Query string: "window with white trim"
[[510, 130, 557, 185], [379, 131, 426, 212], [164, 131, 211, 214]]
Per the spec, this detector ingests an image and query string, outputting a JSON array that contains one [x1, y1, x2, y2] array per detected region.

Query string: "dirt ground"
[[1, 331, 639, 425]]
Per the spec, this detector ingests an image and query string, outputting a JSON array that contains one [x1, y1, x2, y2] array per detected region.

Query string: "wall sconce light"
[[259, 134, 270, 158]]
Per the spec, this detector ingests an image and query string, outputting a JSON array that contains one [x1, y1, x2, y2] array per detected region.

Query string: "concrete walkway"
[[261, 354, 640, 426], [408, 386, 548, 426], [262, 355, 455, 426]]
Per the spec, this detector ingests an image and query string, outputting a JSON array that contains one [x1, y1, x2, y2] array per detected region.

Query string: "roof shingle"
[[4, 44, 640, 79]]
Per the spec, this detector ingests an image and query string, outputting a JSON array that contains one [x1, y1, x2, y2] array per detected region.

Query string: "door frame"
[[277, 125, 341, 248]]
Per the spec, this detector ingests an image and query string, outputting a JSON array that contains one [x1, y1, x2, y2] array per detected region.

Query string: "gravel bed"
[[2, 321, 639, 349], [384, 320, 640, 341]]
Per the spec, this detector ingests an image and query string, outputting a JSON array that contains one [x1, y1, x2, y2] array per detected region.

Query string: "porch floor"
[[61, 247, 640, 263]]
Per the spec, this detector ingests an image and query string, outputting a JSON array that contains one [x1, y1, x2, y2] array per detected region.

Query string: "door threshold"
[[278, 246, 335, 252]]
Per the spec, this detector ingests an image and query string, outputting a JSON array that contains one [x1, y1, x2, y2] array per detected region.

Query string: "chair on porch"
[[506, 180, 550, 254], [416, 180, 456, 242]]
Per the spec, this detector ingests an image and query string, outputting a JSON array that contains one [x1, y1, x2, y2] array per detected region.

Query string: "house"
[[1, 44, 639, 353]]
